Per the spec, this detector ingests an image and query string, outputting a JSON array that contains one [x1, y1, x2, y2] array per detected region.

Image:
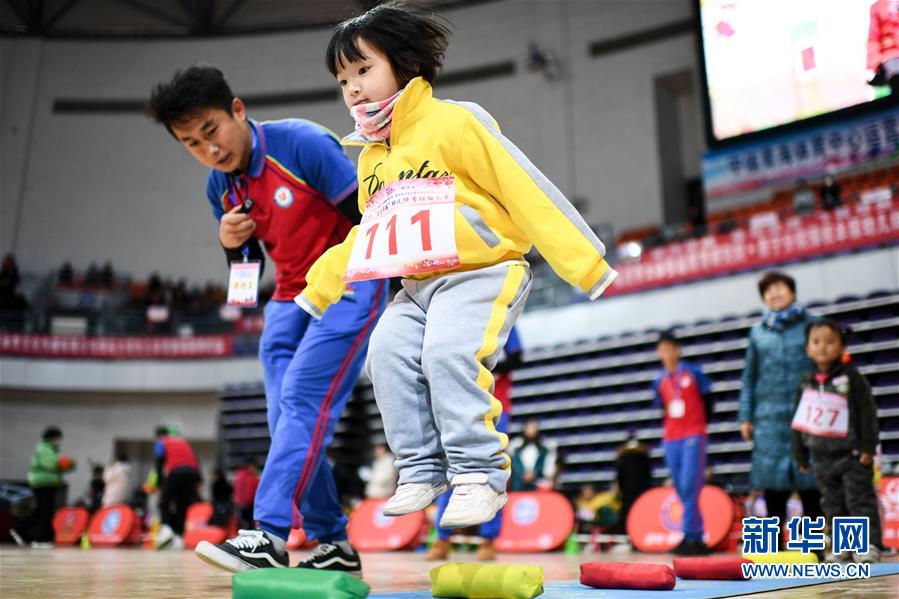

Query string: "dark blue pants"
[[254, 281, 387, 542], [662, 434, 706, 542]]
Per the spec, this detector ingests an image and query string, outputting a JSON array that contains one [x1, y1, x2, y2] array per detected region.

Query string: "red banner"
[[626, 485, 736, 552], [347, 498, 428, 551], [53, 507, 90, 546], [87, 504, 142, 547], [608, 199, 899, 296], [881, 476, 899, 550], [0, 333, 233, 359], [494, 491, 575, 552]]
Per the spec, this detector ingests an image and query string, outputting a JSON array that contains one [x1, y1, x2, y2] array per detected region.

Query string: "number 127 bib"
[[344, 177, 461, 282], [790, 388, 849, 438]]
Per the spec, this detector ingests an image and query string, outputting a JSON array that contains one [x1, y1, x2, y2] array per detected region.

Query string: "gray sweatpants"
[[366, 261, 532, 493]]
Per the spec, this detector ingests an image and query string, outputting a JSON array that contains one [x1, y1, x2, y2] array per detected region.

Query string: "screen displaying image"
[[699, 0, 898, 142]]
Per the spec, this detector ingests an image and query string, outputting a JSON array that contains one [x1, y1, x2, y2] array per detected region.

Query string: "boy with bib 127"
[[791, 319, 882, 563]]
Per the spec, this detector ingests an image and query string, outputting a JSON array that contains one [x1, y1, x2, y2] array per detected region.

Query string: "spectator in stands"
[[233, 458, 261, 530], [739, 271, 821, 546], [792, 179, 816, 214], [821, 175, 842, 210], [614, 432, 652, 534], [652, 331, 713, 555], [208, 469, 233, 528], [365, 444, 398, 500], [102, 452, 132, 506], [99, 261, 114, 288], [84, 263, 100, 287], [152, 425, 201, 550], [510, 418, 557, 492], [792, 320, 883, 563], [574, 483, 620, 535], [58, 261, 74, 286], [2, 254, 20, 288], [715, 212, 738, 234], [11, 426, 75, 548], [0, 254, 28, 332]]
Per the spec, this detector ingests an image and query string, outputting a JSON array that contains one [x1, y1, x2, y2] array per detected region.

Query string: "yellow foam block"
[[430, 562, 544, 599], [743, 551, 819, 564]]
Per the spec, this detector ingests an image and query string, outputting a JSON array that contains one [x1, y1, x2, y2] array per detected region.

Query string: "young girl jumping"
[[297, 1, 617, 529]]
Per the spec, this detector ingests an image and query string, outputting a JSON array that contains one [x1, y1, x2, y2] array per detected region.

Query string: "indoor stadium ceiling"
[[0, 0, 492, 38]]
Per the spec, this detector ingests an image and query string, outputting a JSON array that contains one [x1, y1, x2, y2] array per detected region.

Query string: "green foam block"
[[430, 562, 544, 599], [232, 568, 370, 599]]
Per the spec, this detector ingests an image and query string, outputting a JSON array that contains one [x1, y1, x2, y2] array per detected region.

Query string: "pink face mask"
[[349, 88, 404, 142]]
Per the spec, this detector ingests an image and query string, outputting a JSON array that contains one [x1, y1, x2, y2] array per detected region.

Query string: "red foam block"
[[580, 562, 676, 590], [673, 556, 751, 580]]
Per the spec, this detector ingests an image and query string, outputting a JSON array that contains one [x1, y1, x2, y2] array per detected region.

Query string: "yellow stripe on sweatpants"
[[474, 264, 525, 470]]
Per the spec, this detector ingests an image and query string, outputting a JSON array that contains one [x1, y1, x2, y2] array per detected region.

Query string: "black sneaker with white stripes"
[[297, 542, 362, 578], [195, 529, 289, 573]]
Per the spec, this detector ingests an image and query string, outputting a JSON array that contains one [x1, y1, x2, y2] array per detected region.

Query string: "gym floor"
[[2, 547, 897, 598]]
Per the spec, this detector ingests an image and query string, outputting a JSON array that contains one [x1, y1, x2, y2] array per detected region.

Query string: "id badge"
[[668, 398, 686, 419], [227, 261, 261, 307]]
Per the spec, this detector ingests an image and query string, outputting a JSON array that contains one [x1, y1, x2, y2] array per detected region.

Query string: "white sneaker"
[[853, 545, 882, 564], [382, 481, 448, 517], [159, 534, 184, 551], [439, 474, 507, 529], [155, 524, 176, 550], [29, 542, 54, 549]]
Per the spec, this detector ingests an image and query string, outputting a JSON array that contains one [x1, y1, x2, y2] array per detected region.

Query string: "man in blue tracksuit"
[[148, 66, 386, 577]]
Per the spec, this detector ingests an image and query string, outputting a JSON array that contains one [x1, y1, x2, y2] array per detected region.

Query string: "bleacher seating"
[[706, 163, 899, 230], [615, 163, 899, 247], [217, 290, 899, 493]]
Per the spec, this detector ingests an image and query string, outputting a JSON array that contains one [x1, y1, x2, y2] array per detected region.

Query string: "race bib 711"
[[344, 177, 460, 282]]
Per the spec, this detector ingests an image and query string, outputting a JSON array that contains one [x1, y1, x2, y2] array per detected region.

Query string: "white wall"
[[0, 389, 219, 501], [0, 0, 700, 283]]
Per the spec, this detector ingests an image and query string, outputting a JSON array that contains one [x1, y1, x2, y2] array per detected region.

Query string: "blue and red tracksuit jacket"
[[206, 118, 358, 301]]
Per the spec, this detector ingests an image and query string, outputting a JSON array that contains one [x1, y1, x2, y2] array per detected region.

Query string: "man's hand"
[[219, 205, 256, 249], [740, 421, 754, 442], [798, 465, 808, 473], [859, 452, 873, 467]]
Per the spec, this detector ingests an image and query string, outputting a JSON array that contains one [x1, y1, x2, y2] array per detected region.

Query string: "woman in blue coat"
[[739, 271, 821, 545]]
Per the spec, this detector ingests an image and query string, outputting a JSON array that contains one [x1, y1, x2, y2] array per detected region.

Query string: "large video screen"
[[698, 0, 897, 142]]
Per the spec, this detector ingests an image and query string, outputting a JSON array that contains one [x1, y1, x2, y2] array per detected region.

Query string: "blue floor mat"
[[370, 562, 899, 598]]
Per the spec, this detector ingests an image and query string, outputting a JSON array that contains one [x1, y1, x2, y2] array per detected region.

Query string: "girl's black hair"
[[326, 1, 451, 86], [805, 318, 850, 346]]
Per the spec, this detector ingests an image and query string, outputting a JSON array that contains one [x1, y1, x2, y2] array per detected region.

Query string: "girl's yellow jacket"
[[296, 77, 616, 318]]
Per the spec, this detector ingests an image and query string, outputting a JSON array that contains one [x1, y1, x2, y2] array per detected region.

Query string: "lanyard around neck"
[[226, 173, 250, 210]]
